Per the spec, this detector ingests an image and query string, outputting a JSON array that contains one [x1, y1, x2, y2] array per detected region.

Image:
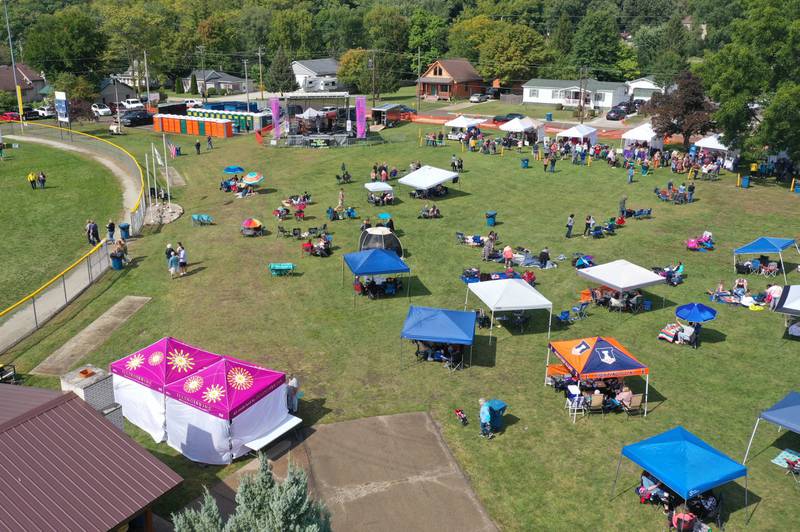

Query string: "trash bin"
[[110, 255, 124, 270], [545, 112, 553, 122], [643, 300, 653, 312], [485, 210, 497, 227], [521, 158, 529, 169], [741, 176, 750, 189], [119, 223, 130, 240]]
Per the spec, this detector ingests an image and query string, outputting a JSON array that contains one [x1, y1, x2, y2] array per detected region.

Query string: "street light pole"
[[243, 58, 250, 110], [257, 46, 264, 102], [196, 45, 206, 102]]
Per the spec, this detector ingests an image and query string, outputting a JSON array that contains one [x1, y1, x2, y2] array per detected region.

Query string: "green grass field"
[[0, 142, 122, 309], [4, 124, 799, 529]]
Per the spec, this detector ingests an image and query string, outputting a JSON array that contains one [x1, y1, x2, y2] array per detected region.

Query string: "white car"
[[35, 106, 54, 118], [91, 103, 112, 117], [121, 98, 144, 110], [469, 93, 488, 103], [184, 99, 203, 108]]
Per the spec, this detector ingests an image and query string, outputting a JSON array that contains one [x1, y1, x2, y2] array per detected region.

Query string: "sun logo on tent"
[[227, 367, 254, 391], [126, 353, 144, 370], [202, 384, 225, 403], [148, 351, 164, 366], [183, 375, 204, 393], [167, 349, 195, 373]]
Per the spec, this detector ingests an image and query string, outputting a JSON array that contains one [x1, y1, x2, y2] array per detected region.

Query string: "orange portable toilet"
[[224, 121, 233, 137], [153, 115, 161, 132]]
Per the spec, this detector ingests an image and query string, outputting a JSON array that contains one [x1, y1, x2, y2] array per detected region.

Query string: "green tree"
[[265, 46, 298, 93], [175, 78, 184, 94], [570, 9, 621, 81], [615, 43, 641, 81], [337, 49, 400, 98], [364, 5, 409, 53], [0, 91, 17, 111], [477, 23, 546, 84], [620, 0, 678, 33], [314, 3, 365, 56], [759, 82, 800, 162], [447, 15, 501, 64], [51, 73, 97, 103], [24, 6, 107, 79], [647, 71, 714, 150], [189, 74, 199, 95], [550, 14, 573, 56], [268, 7, 313, 58], [408, 10, 449, 74], [172, 455, 329, 532], [473, 0, 546, 28]]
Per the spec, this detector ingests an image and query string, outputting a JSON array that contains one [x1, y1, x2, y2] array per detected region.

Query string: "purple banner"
[[355, 96, 367, 139], [270, 98, 280, 138]]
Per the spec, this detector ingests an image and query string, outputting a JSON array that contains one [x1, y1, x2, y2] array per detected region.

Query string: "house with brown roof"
[[416, 58, 483, 101], [0, 385, 182, 532], [0, 63, 46, 103]]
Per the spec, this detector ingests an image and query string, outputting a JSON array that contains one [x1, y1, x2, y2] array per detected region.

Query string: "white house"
[[522, 78, 628, 109], [291, 58, 339, 92], [625, 77, 664, 101]]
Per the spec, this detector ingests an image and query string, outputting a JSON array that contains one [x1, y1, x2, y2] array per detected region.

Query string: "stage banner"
[[355, 96, 367, 139], [270, 98, 281, 138]]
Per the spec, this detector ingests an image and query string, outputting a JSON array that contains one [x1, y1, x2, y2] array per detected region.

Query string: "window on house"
[[528, 88, 539, 98], [594, 93, 604, 102], [433, 66, 442, 76]]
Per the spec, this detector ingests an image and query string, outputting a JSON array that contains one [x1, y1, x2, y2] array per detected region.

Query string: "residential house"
[[113, 61, 155, 90], [182, 69, 254, 94], [625, 77, 665, 101], [0, 63, 46, 103], [416, 58, 483, 100], [0, 385, 182, 531], [291, 58, 339, 92], [99, 78, 137, 105], [522, 78, 628, 108]]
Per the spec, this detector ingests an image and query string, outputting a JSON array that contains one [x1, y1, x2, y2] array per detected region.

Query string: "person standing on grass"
[[90, 220, 100, 244], [207, 135, 213, 150], [165, 243, 174, 266], [37, 171, 46, 189], [106, 219, 115, 241], [168, 250, 180, 279], [619, 196, 627, 218], [338, 188, 345, 210], [628, 164, 635, 184], [86, 220, 94, 245], [549, 154, 557, 173], [583, 214, 593, 237], [177, 242, 188, 276], [566, 214, 575, 238], [478, 398, 494, 439], [502, 245, 514, 267], [195, 139, 201, 155], [27, 172, 37, 190], [543, 154, 549, 172], [687, 182, 695, 203]]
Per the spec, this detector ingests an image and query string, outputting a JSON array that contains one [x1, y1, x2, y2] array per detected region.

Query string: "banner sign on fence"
[[54, 91, 70, 124], [355, 96, 367, 139], [270, 98, 281, 139]]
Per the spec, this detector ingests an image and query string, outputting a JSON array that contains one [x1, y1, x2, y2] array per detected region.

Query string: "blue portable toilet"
[[485, 210, 497, 226], [487, 399, 507, 431], [545, 112, 553, 122]]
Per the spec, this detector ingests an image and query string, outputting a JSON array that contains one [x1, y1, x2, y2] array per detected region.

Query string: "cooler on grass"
[[521, 158, 529, 169], [485, 210, 497, 227]]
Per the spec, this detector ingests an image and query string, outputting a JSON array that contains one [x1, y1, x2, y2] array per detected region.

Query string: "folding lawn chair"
[[276, 226, 292, 238], [456, 231, 467, 244], [292, 228, 302, 239], [571, 302, 589, 320], [591, 226, 604, 238], [623, 394, 644, 418], [556, 310, 572, 326], [587, 394, 606, 417], [786, 458, 800, 485]]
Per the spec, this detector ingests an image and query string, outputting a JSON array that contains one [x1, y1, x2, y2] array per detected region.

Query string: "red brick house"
[[416, 59, 483, 100]]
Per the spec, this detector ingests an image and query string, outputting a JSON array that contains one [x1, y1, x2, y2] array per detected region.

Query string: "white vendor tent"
[[622, 123, 664, 150], [364, 182, 393, 193], [464, 278, 553, 341], [398, 165, 457, 191], [500, 117, 545, 140], [444, 115, 485, 129], [577, 259, 665, 292], [556, 124, 597, 144], [695, 134, 728, 152]]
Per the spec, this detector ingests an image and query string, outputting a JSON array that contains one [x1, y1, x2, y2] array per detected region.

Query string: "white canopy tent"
[[621, 123, 664, 150], [556, 124, 597, 145], [500, 117, 545, 140], [695, 134, 728, 152], [444, 115, 485, 129], [398, 165, 457, 191], [464, 279, 553, 341], [577, 259, 665, 292], [774, 285, 800, 327], [364, 182, 393, 193], [297, 107, 324, 119]]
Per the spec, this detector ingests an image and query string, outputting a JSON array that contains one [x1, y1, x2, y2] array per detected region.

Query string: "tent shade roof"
[[397, 165, 457, 190], [297, 107, 324, 119], [695, 134, 728, 151], [499, 117, 541, 132], [401, 306, 476, 345], [364, 182, 393, 193], [734, 237, 796, 255], [774, 285, 800, 316], [444, 115, 485, 129], [622, 122, 658, 142], [577, 259, 665, 291], [759, 391, 800, 434], [344, 249, 410, 276], [556, 124, 597, 139], [549, 337, 648, 379], [622, 426, 747, 500], [468, 278, 552, 311]]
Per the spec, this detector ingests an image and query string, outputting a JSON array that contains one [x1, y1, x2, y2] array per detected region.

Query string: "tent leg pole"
[[407, 273, 411, 298], [470, 344, 473, 369], [544, 347, 550, 385], [742, 418, 760, 464], [464, 287, 469, 310], [547, 309, 552, 340], [745, 474, 750, 526], [780, 253, 787, 284], [490, 310, 494, 344], [644, 373, 649, 417], [610, 453, 623, 501]]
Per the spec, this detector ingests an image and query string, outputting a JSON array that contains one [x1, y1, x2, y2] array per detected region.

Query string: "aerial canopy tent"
[[733, 237, 798, 283], [342, 249, 411, 299], [577, 259, 665, 292], [401, 306, 477, 369], [297, 107, 324, 119], [397, 165, 457, 191], [359, 226, 403, 257], [774, 285, 800, 316], [364, 182, 393, 193], [621, 122, 664, 150], [499, 117, 545, 139], [546, 336, 650, 415], [556, 124, 597, 145], [614, 427, 748, 506], [464, 278, 552, 341], [695, 134, 728, 152], [743, 391, 800, 464], [444, 115, 485, 129]]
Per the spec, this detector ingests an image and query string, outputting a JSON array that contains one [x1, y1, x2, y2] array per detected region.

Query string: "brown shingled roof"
[[423, 58, 482, 83], [0, 63, 44, 92], [0, 385, 182, 532]]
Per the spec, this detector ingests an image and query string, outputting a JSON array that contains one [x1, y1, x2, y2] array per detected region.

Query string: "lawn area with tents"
[[3, 123, 799, 530]]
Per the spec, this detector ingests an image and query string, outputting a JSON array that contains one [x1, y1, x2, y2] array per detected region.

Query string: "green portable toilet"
[[180, 118, 187, 134], [198, 120, 206, 136]]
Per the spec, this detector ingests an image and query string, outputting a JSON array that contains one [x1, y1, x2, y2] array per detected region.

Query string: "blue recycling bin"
[[119, 223, 130, 240], [741, 176, 750, 188], [110, 255, 124, 270], [521, 158, 529, 169], [487, 399, 507, 432], [485, 210, 497, 227], [545, 112, 553, 122]]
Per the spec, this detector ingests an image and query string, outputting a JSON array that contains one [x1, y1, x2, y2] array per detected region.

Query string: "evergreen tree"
[[175, 77, 184, 94], [172, 489, 224, 532], [189, 73, 198, 95], [265, 46, 298, 94]]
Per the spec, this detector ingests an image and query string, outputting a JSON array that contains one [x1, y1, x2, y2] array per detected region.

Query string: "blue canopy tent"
[[743, 391, 800, 463], [613, 427, 748, 524], [400, 305, 476, 370], [342, 249, 411, 304], [733, 237, 798, 283]]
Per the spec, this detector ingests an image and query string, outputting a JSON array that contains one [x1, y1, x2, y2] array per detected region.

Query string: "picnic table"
[[269, 263, 295, 276]]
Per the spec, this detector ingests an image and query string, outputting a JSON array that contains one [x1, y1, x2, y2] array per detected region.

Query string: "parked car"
[[22, 107, 40, 120], [184, 98, 203, 108], [632, 99, 646, 110], [119, 110, 153, 126], [121, 98, 145, 110], [396, 105, 417, 114], [615, 100, 636, 114], [0, 111, 20, 121], [469, 93, 488, 103], [91, 103, 112, 117], [606, 107, 627, 121], [35, 106, 54, 118], [492, 115, 511, 124], [505, 113, 525, 120]]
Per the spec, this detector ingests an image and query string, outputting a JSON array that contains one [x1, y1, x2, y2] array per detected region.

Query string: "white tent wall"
[[229, 384, 290, 458], [621, 123, 663, 150], [166, 398, 233, 465], [113, 375, 166, 443]]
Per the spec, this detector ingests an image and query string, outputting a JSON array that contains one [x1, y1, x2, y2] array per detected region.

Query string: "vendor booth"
[[545, 336, 650, 415], [695, 134, 728, 153], [733, 237, 798, 284], [444, 115, 485, 140], [401, 305, 476, 370], [621, 122, 663, 150], [343, 248, 410, 302], [499, 117, 545, 142], [464, 278, 552, 341], [577, 259, 665, 294], [398, 165, 458, 194], [364, 182, 393, 194], [556, 124, 597, 145], [614, 426, 748, 527], [743, 391, 800, 463], [359, 226, 403, 257]]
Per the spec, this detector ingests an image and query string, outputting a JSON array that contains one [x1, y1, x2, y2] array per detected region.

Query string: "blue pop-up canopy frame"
[[733, 237, 798, 283], [743, 391, 800, 464]]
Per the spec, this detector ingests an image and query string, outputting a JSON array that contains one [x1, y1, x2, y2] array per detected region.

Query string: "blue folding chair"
[[556, 310, 571, 326]]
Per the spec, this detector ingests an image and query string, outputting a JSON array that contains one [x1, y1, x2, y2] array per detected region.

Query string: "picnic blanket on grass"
[[771, 449, 800, 469], [658, 323, 681, 342]]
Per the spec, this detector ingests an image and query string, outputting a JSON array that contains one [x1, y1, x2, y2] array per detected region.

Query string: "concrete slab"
[[31, 295, 150, 375]]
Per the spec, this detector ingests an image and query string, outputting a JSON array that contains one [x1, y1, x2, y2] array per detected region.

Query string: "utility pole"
[[416, 46, 421, 113], [144, 50, 152, 108], [196, 45, 206, 101], [243, 58, 250, 110], [369, 51, 377, 107], [2, 0, 23, 123], [257, 46, 264, 102], [113, 78, 122, 133], [578, 65, 587, 124]]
